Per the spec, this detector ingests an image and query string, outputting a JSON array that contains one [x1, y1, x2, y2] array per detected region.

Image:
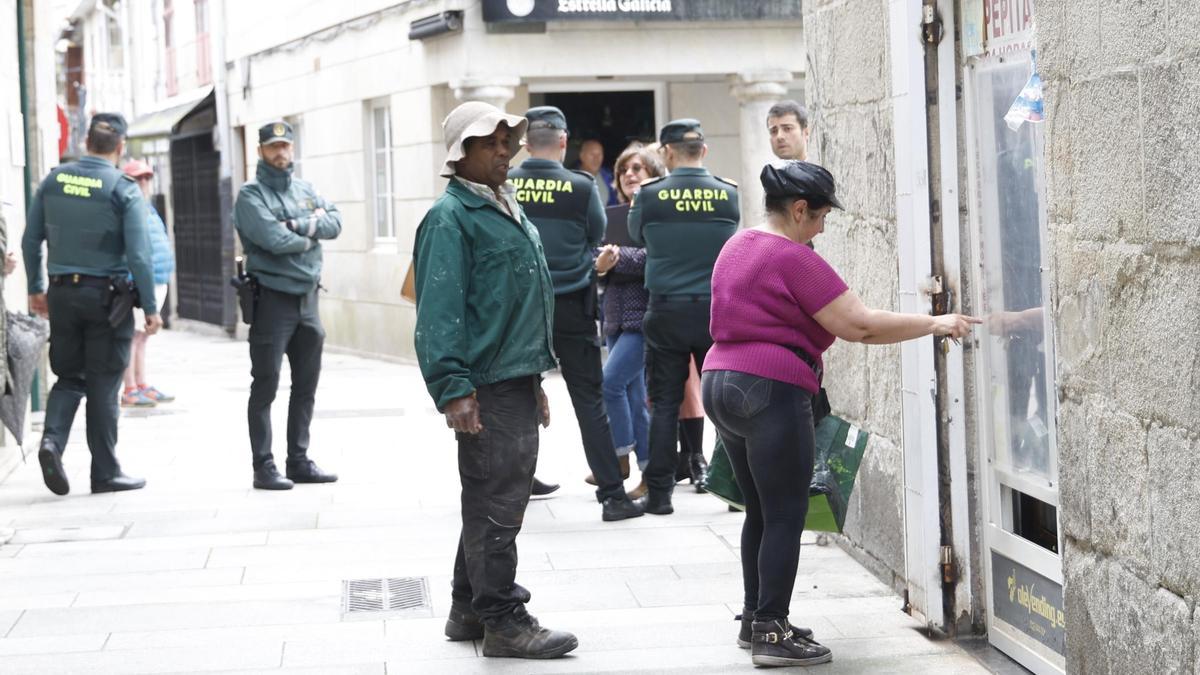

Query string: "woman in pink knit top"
[[703, 161, 980, 668]]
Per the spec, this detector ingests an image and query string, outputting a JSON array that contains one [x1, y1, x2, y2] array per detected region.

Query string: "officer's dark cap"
[[88, 112, 128, 137], [761, 160, 845, 210], [525, 106, 568, 132], [659, 118, 705, 145], [258, 120, 295, 145]]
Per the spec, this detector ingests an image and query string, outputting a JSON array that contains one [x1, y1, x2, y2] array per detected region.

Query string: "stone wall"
[[802, 0, 907, 588], [1039, 1, 1200, 672]]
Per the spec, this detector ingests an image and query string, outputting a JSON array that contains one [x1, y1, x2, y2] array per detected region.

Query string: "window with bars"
[[163, 0, 177, 96], [285, 115, 303, 178], [103, 0, 124, 71], [195, 0, 211, 85], [368, 102, 395, 240]]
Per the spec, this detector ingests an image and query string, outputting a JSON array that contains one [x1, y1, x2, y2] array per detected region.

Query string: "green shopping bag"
[[704, 414, 869, 533]]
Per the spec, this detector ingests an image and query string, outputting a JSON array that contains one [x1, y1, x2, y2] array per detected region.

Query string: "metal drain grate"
[[342, 577, 431, 618]]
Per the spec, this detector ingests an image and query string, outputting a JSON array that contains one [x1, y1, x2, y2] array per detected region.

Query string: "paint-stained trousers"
[[449, 376, 540, 624]]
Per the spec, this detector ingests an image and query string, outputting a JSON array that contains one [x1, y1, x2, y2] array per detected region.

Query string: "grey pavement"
[[0, 330, 1007, 673]]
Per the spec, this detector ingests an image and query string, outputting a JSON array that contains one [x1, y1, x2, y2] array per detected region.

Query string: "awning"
[[126, 86, 214, 139]]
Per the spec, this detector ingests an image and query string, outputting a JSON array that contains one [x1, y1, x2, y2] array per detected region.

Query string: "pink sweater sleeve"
[[784, 247, 849, 317]]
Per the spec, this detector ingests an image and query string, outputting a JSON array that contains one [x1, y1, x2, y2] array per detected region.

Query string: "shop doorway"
[[966, 50, 1065, 675], [529, 88, 659, 203]]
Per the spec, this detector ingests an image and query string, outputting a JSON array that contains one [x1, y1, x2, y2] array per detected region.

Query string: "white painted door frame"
[[888, 0, 973, 633], [889, 0, 943, 630]]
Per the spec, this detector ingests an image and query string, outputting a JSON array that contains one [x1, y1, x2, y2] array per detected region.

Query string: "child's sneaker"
[[121, 389, 156, 407], [139, 386, 175, 403]]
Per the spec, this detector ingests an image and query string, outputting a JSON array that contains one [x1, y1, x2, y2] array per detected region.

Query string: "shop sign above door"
[[984, 0, 1035, 53], [483, 0, 801, 23]]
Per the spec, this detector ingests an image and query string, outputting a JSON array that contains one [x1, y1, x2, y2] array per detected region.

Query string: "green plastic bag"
[[704, 414, 869, 533]]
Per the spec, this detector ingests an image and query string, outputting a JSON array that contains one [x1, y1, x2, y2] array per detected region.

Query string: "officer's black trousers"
[[450, 376, 539, 625], [247, 286, 324, 471], [642, 299, 714, 495], [42, 283, 133, 482], [552, 286, 625, 502]]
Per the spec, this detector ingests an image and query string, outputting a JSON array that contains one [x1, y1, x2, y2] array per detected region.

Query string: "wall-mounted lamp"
[[409, 11, 464, 40]]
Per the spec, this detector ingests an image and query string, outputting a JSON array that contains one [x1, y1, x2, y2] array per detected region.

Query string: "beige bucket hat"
[[440, 101, 528, 178]]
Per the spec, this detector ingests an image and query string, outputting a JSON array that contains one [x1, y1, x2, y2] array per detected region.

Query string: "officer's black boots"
[[640, 490, 674, 516], [530, 477, 559, 497], [481, 606, 578, 659], [444, 601, 484, 642], [91, 473, 146, 494], [253, 465, 294, 490], [749, 619, 832, 667], [601, 496, 644, 522], [285, 459, 337, 484], [37, 443, 69, 496]]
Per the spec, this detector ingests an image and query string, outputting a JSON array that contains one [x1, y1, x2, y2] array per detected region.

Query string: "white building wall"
[[226, 2, 804, 359], [2, 0, 65, 471]]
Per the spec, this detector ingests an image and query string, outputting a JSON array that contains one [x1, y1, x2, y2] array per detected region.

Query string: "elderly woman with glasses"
[[589, 143, 665, 499]]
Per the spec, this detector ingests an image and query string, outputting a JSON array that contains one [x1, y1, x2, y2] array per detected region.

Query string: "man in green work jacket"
[[234, 120, 341, 491], [509, 105, 642, 523], [628, 118, 740, 516], [413, 101, 577, 660], [23, 112, 159, 496]]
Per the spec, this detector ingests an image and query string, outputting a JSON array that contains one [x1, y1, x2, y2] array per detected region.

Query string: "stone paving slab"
[[0, 331, 1007, 673], [104, 620, 383, 650], [0, 568, 245, 596]]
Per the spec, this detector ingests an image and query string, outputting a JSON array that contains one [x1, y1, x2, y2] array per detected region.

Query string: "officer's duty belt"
[[50, 273, 111, 288], [650, 294, 711, 303]]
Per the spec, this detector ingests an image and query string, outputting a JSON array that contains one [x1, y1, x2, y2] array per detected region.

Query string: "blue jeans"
[[603, 331, 650, 469]]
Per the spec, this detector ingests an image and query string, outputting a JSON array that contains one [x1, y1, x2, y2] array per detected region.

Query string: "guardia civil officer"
[[234, 121, 342, 490], [23, 112, 158, 496], [509, 106, 644, 523], [628, 118, 740, 515]]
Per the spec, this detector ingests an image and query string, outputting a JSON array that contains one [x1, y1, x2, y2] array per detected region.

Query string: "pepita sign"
[[985, 0, 1036, 53]]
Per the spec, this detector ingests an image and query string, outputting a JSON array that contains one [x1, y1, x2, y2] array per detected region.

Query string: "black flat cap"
[[89, 112, 128, 137], [659, 118, 705, 145], [760, 160, 844, 210], [525, 106, 568, 131], [258, 120, 295, 145]]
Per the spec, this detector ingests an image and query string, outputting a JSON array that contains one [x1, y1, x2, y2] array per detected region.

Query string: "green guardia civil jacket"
[[23, 155, 157, 314], [628, 166, 740, 297], [233, 161, 342, 295], [413, 177, 557, 411], [508, 158, 606, 295]]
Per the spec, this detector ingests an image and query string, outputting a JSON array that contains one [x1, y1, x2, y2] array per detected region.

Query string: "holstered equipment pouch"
[[230, 257, 259, 325], [106, 276, 140, 328]]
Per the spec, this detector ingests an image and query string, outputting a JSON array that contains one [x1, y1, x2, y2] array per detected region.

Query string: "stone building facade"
[[801, 0, 909, 591], [803, 0, 1200, 673], [1039, 0, 1200, 672]]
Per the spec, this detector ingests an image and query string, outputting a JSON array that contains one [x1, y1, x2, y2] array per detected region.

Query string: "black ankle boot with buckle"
[[736, 611, 813, 648], [750, 618, 832, 667]]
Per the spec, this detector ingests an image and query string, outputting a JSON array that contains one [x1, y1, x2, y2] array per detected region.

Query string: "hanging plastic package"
[[1004, 50, 1045, 132]]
